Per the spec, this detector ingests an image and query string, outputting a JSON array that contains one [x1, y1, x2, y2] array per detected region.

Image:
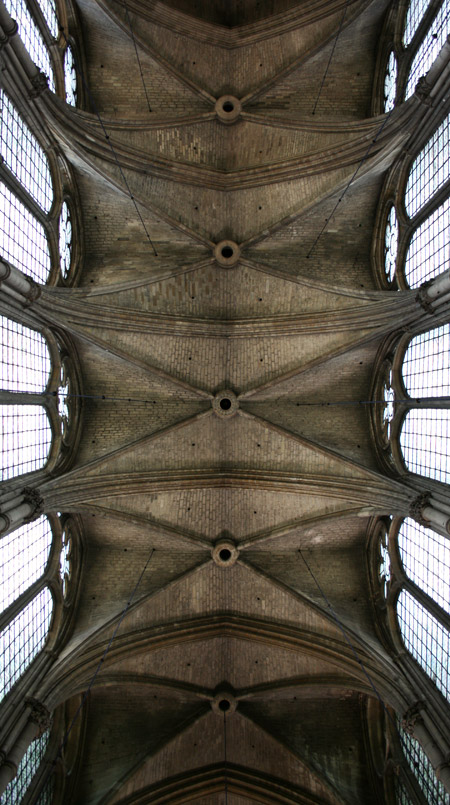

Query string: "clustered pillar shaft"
[[0, 700, 51, 797]]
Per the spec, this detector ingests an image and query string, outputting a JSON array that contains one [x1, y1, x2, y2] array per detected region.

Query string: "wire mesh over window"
[[0, 405, 52, 481], [384, 52, 397, 112], [404, 196, 450, 287], [0, 90, 53, 213], [0, 181, 51, 283], [2, 729, 50, 805], [399, 724, 450, 804], [403, 0, 433, 46], [0, 587, 53, 701], [398, 518, 450, 615], [400, 408, 450, 482], [3, 0, 55, 91], [406, 1, 450, 99], [37, 0, 58, 38], [404, 111, 450, 218], [397, 589, 450, 701], [64, 46, 77, 107], [402, 325, 450, 397], [0, 317, 51, 392], [0, 516, 52, 614]]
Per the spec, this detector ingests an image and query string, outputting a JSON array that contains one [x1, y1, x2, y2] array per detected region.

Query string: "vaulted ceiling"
[[36, 0, 420, 801]]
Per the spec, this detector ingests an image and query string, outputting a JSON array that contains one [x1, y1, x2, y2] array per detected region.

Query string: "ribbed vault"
[[34, 0, 429, 801]]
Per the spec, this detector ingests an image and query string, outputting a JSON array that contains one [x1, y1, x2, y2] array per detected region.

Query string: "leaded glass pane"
[[384, 51, 397, 112], [397, 589, 450, 701], [0, 404, 52, 480], [0, 516, 52, 614], [405, 111, 450, 218], [404, 196, 450, 287], [0, 318, 51, 392], [3, 730, 50, 805], [59, 201, 72, 277], [0, 90, 53, 213], [37, 0, 58, 38], [406, 2, 450, 99], [400, 408, 450, 482], [394, 776, 413, 805], [0, 587, 53, 701], [398, 518, 450, 614], [403, 0, 433, 46], [0, 182, 51, 283], [402, 325, 450, 397], [64, 46, 77, 107], [3, 0, 55, 91], [399, 724, 450, 804], [384, 206, 398, 281], [35, 776, 55, 805]]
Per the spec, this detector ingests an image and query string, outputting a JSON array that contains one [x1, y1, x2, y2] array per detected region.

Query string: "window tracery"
[[384, 51, 398, 113]]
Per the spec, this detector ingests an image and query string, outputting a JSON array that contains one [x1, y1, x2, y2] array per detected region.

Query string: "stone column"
[[402, 703, 450, 794], [0, 700, 52, 797], [0, 260, 41, 307], [0, 488, 44, 539], [409, 493, 450, 539]]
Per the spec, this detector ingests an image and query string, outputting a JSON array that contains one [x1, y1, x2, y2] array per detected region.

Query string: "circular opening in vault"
[[219, 548, 232, 562], [219, 699, 231, 711], [221, 246, 233, 259], [222, 101, 234, 112], [220, 398, 232, 410]]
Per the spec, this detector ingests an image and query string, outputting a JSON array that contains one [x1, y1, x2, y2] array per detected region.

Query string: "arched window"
[[403, 0, 432, 46], [402, 325, 450, 397], [406, 2, 450, 99], [400, 408, 450, 482], [0, 181, 51, 284], [397, 589, 450, 700], [398, 518, 450, 614], [384, 52, 398, 112], [404, 111, 450, 218], [0, 516, 52, 612], [0, 89, 53, 213], [0, 316, 51, 392], [398, 724, 450, 803], [3, 728, 51, 805], [404, 197, 450, 287], [64, 44, 78, 107], [0, 587, 54, 702], [3, 0, 55, 91], [0, 404, 52, 481]]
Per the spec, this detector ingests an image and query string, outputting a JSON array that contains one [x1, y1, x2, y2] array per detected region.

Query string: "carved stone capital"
[[29, 71, 49, 98], [26, 698, 52, 737], [401, 701, 425, 735], [22, 487, 44, 521], [23, 280, 41, 305], [409, 492, 431, 525], [416, 285, 435, 314], [415, 76, 433, 105]]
